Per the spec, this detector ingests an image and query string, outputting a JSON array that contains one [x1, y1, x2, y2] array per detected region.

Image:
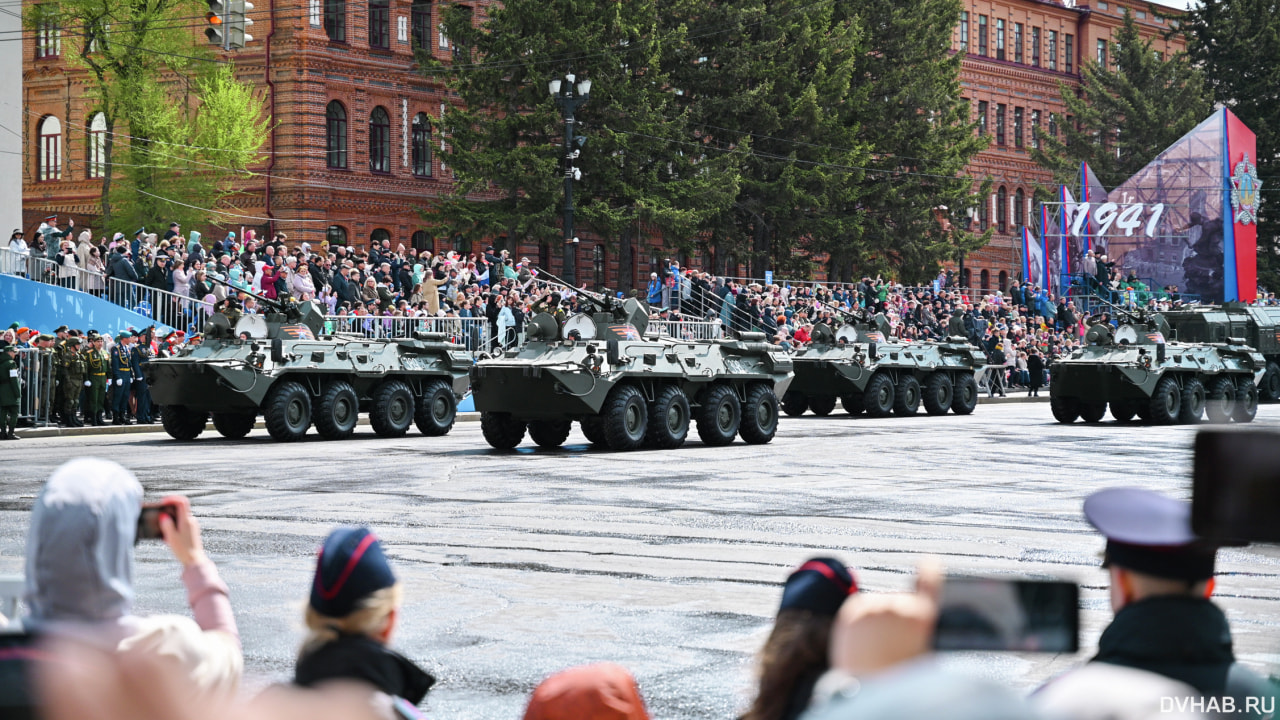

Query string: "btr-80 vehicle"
[[1158, 302, 1280, 401], [782, 307, 985, 418], [145, 287, 472, 442], [469, 271, 793, 451], [1049, 302, 1264, 425]]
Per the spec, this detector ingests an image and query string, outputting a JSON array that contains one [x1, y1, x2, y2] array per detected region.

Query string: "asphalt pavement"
[[2, 403, 1279, 719]]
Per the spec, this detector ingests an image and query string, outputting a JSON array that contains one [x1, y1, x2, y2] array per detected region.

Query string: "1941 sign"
[[1067, 202, 1166, 239]]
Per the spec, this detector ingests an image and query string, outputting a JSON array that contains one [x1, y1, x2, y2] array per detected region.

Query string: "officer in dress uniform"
[[0, 340, 20, 439], [83, 333, 109, 426], [130, 330, 153, 424], [110, 334, 133, 425], [1042, 487, 1274, 709]]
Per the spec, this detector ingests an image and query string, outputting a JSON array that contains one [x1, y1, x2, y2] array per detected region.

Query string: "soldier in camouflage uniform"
[[83, 334, 109, 426], [59, 336, 85, 426]]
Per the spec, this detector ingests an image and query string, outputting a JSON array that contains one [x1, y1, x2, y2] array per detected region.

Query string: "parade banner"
[[1023, 226, 1046, 291]]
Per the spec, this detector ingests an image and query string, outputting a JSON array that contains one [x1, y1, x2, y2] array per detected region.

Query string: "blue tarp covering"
[[0, 274, 174, 335]]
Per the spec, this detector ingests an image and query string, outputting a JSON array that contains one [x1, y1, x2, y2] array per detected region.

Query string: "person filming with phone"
[[18, 457, 242, 699]]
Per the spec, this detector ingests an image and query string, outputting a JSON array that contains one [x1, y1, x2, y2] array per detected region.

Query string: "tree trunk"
[[618, 223, 633, 293], [752, 220, 769, 280], [101, 116, 115, 230]]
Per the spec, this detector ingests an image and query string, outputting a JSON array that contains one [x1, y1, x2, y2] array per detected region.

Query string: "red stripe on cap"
[[315, 533, 378, 601], [796, 560, 858, 594]]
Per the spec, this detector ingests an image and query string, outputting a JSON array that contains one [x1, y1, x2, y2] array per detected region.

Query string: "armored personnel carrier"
[[781, 307, 985, 418], [469, 271, 793, 451], [145, 286, 472, 442], [1158, 303, 1280, 401], [1049, 301, 1264, 425]]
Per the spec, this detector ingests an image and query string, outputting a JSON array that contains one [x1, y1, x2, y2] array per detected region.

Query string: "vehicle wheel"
[[922, 373, 953, 416], [1234, 379, 1259, 423], [1135, 404, 1152, 422], [603, 384, 648, 450], [781, 391, 808, 417], [1179, 377, 1206, 424], [1050, 395, 1079, 423], [415, 380, 457, 436], [263, 381, 311, 442], [481, 412, 525, 448], [645, 385, 690, 449], [1110, 401, 1136, 423], [808, 395, 837, 416], [1205, 376, 1237, 424], [951, 374, 979, 415], [580, 416, 607, 445], [696, 384, 741, 447], [211, 411, 255, 439], [369, 380, 414, 438], [863, 373, 895, 418], [893, 376, 922, 417], [1262, 362, 1280, 401], [841, 393, 864, 415], [528, 419, 572, 448], [739, 383, 779, 445], [1080, 402, 1107, 423], [1148, 376, 1182, 425], [315, 381, 359, 440], [162, 405, 208, 440]]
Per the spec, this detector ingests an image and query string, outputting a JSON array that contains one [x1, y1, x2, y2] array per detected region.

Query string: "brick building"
[[22, 0, 1181, 289]]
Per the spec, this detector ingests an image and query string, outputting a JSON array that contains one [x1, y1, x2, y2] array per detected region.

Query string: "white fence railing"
[[649, 320, 725, 340], [325, 315, 489, 351]]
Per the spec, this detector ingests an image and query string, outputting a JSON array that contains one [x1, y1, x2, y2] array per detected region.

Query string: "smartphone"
[[933, 577, 1079, 653], [136, 503, 177, 541], [1193, 430, 1280, 543]]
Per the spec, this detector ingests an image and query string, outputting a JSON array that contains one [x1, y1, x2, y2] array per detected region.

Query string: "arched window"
[[369, 106, 390, 173], [592, 245, 605, 288], [998, 270, 1008, 291], [411, 0, 431, 49], [38, 115, 62, 181], [411, 112, 432, 177], [87, 112, 106, 179], [326, 101, 347, 169], [1014, 188, 1026, 231], [980, 269, 990, 290], [371, 228, 391, 246], [368, 0, 389, 49], [324, 0, 345, 41], [411, 230, 430, 251], [977, 198, 989, 231], [327, 225, 348, 246], [996, 186, 1008, 233]]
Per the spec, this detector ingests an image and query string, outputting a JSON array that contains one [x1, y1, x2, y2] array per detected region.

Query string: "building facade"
[[22, 0, 1181, 289]]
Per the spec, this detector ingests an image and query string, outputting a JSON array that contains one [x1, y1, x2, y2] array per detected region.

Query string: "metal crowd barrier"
[[324, 315, 489, 351], [105, 278, 211, 336], [649, 320, 725, 340], [15, 348, 54, 427]]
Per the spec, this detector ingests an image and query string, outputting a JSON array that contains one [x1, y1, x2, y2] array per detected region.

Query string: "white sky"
[[1147, 0, 1196, 8]]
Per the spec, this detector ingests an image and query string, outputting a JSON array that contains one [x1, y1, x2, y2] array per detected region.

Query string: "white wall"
[[0, 5, 21, 230]]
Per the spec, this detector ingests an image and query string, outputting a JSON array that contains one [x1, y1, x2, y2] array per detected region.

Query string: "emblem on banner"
[[1231, 152, 1261, 225]]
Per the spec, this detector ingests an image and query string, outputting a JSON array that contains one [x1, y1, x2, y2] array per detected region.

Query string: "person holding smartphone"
[[21, 457, 242, 697]]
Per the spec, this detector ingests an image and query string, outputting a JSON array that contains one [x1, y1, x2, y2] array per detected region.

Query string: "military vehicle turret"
[[781, 304, 986, 418], [469, 270, 793, 451], [1158, 303, 1280, 401], [1049, 300, 1264, 425], [144, 282, 472, 442]]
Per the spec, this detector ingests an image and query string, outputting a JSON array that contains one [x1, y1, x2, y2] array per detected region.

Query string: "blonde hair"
[[300, 583, 402, 658]]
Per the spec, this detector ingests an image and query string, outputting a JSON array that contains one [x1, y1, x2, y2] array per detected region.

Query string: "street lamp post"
[[550, 72, 591, 285]]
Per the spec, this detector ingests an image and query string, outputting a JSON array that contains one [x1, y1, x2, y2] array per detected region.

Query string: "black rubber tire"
[[950, 374, 979, 415], [1179, 377, 1206, 424], [808, 395, 837, 416], [528, 419, 572, 448], [415, 380, 457, 436], [1080, 402, 1107, 423], [263, 381, 311, 442], [603, 384, 648, 450], [893, 376, 922, 417], [645, 385, 691, 449], [1205, 376, 1237, 424], [163, 405, 208, 440], [739, 383, 779, 445], [863, 373, 895, 418], [211, 411, 255, 439], [314, 381, 359, 440], [1050, 395, 1079, 423], [369, 380, 415, 438], [1234, 378, 1259, 423], [1135, 403, 1152, 422], [841, 393, 864, 415], [1110, 401, 1136, 423], [922, 373, 953, 416], [696, 384, 741, 447], [781, 391, 808, 417], [580, 416, 607, 445], [1149, 376, 1182, 425], [481, 412, 526, 448], [1262, 362, 1280, 402]]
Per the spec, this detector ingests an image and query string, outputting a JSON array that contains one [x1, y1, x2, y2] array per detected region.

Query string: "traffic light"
[[204, 0, 227, 47], [227, 0, 253, 48]]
